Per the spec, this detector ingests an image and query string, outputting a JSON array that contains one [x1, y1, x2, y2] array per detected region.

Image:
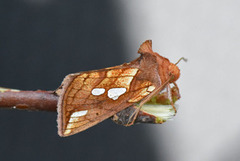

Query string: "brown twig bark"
[[0, 88, 58, 112]]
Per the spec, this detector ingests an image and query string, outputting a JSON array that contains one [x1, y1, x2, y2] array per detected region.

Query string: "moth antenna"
[[175, 57, 188, 65]]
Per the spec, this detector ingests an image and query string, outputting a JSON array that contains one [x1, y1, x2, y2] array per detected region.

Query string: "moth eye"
[[168, 63, 180, 82]]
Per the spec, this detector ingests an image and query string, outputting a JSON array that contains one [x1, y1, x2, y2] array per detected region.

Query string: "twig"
[[0, 87, 57, 111]]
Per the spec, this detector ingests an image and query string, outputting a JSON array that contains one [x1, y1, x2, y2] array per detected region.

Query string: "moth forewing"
[[57, 66, 157, 137]]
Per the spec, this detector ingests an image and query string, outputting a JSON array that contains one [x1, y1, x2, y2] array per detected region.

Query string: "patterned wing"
[[57, 67, 157, 136]]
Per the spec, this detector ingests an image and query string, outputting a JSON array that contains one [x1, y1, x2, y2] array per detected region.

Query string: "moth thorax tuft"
[[168, 63, 180, 82]]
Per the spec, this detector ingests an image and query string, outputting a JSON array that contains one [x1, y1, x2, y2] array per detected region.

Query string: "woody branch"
[[0, 87, 58, 111]]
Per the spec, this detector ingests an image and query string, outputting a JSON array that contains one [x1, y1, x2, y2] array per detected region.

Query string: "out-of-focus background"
[[119, 1, 240, 161], [1, 0, 240, 161]]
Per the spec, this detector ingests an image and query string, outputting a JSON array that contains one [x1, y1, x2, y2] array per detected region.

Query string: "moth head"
[[169, 63, 180, 82], [168, 57, 187, 82]]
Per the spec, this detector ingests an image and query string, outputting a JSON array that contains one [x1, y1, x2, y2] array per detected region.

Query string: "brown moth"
[[56, 40, 183, 137]]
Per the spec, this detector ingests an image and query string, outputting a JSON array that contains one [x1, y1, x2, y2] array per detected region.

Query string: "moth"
[[56, 40, 184, 137]]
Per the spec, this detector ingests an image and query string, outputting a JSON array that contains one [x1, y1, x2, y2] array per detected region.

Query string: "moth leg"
[[125, 104, 141, 126], [167, 84, 177, 114], [173, 82, 179, 91], [126, 78, 172, 126], [173, 82, 181, 100]]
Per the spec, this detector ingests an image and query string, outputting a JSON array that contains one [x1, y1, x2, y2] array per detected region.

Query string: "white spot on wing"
[[147, 85, 155, 92], [108, 88, 127, 100], [64, 129, 72, 135], [71, 110, 88, 117], [91, 88, 105, 96], [66, 123, 74, 129], [69, 117, 78, 123]]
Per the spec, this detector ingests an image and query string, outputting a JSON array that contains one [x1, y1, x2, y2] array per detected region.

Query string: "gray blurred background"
[[119, 1, 240, 161], [1, 0, 240, 161]]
